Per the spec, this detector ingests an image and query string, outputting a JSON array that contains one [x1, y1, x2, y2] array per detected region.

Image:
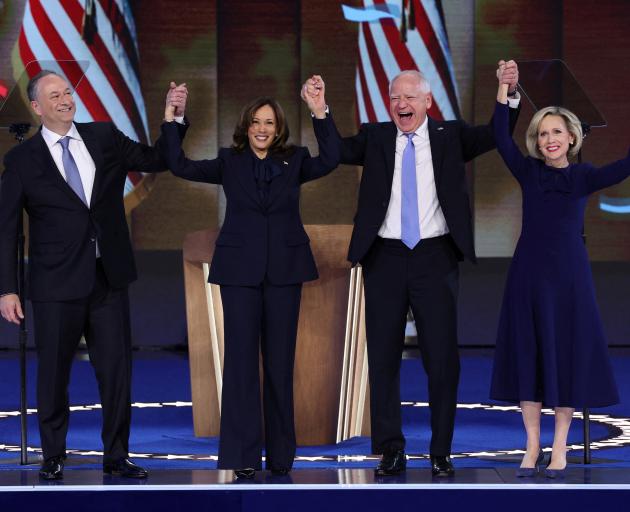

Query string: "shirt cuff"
[[174, 116, 185, 124], [310, 105, 330, 118], [507, 92, 521, 108]]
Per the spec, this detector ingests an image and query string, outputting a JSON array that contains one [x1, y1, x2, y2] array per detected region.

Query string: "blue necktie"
[[401, 133, 420, 249], [59, 136, 88, 205]]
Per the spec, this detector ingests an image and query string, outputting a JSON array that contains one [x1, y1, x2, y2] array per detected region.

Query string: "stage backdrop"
[[1, 0, 629, 348]]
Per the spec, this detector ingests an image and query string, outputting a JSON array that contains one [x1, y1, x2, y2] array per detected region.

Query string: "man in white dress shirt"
[[0, 70, 187, 480], [329, 62, 520, 476]]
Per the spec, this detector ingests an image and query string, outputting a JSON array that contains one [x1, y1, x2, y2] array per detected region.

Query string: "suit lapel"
[[76, 123, 104, 207], [266, 155, 292, 209], [382, 122, 397, 188], [234, 150, 262, 206], [428, 118, 445, 190], [31, 131, 87, 207]]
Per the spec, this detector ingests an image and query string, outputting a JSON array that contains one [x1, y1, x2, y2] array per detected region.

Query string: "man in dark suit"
[[0, 70, 187, 479], [306, 61, 520, 476]]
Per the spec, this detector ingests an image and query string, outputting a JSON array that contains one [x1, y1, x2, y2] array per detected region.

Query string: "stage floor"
[[2, 467, 630, 488], [1, 350, 630, 509]]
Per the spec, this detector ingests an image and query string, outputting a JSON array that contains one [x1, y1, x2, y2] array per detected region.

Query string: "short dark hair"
[[27, 70, 62, 101], [232, 97, 292, 155]]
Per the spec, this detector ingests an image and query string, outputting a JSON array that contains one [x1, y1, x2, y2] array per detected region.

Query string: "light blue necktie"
[[58, 136, 88, 205], [401, 133, 420, 249]]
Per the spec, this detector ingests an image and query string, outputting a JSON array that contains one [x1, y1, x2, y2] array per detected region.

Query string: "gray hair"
[[389, 70, 431, 95], [525, 106, 583, 160], [27, 70, 63, 102]]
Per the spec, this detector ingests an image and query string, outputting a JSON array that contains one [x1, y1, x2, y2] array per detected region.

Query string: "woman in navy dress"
[[161, 76, 340, 478], [490, 70, 626, 477]]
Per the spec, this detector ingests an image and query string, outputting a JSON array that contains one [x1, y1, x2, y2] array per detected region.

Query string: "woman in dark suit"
[[161, 76, 339, 478]]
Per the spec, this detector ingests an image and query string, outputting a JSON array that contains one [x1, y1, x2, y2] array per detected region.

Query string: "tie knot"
[[58, 136, 70, 149], [405, 133, 414, 144]]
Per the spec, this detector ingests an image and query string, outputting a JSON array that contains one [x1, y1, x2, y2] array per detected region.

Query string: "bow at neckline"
[[539, 162, 572, 194]]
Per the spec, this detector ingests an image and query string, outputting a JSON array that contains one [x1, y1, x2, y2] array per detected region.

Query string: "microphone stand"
[[579, 121, 592, 465], [9, 122, 31, 466]]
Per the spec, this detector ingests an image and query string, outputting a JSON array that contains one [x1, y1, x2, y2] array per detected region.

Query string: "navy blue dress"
[[490, 102, 628, 408]]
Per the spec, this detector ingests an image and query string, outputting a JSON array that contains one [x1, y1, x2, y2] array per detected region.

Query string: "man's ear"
[[31, 100, 41, 116], [425, 93, 433, 110]]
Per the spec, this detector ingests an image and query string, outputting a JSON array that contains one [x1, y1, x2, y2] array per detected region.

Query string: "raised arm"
[[298, 75, 341, 182], [492, 60, 529, 181], [162, 85, 224, 184], [458, 60, 521, 162]]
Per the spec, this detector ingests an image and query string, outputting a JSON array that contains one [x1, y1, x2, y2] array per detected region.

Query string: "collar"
[[396, 115, 429, 141], [41, 123, 83, 150]]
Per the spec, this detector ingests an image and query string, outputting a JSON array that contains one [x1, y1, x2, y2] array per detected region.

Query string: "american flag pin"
[[437, 127, 444, 131], [283, 161, 289, 165]]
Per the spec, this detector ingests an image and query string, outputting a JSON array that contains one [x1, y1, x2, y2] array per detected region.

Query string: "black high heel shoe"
[[516, 450, 545, 478]]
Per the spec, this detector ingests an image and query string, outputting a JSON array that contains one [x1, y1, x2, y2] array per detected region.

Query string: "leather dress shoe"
[[270, 468, 290, 476], [430, 455, 455, 477], [103, 458, 148, 478], [234, 468, 256, 479], [375, 449, 406, 476], [39, 456, 64, 480]]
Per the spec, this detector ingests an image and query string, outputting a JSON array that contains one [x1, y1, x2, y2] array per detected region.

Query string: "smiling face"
[[389, 73, 432, 133], [537, 114, 574, 168], [30, 73, 75, 134], [247, 104, 277, 159]]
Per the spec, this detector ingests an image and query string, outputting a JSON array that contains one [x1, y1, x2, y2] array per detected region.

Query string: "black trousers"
[[217, 280, 302, 470], [32, 260, 132, 463], [361, 235, 460, 456]]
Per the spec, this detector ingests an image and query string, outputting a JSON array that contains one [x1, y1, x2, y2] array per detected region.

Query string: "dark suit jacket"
[[160, 116, 341, 286], [341, 110, 519, 264], [0, 122, 183, 301]]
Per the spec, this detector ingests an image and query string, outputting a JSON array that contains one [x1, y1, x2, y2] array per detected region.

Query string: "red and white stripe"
[[354, 0, 460, 124], [16, 0, 148, 195]]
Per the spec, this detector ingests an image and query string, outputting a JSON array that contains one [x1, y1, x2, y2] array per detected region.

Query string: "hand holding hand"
[[165, 81, 188, 121], [496, 60, 518, 94], [0, 294, 23, 325], [301, 75, 327, 119]]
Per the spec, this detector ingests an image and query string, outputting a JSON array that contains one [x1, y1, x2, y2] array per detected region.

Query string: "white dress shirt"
[[41, 123, 96, 206], [379, 97, 520, 241], [378, 116, 448, 240]]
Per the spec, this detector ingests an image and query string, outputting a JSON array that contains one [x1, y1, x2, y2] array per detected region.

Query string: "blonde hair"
[[525, 106, 583, 160]]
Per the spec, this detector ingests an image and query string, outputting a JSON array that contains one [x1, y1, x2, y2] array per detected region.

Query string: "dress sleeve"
[[159, 121, 224, 184], [299, 115, 341, 183], [584, 149, 630, 194], [492, 101, 529, 182]]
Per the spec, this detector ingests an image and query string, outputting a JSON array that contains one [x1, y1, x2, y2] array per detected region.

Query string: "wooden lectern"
[[182, 225, 369, 445]]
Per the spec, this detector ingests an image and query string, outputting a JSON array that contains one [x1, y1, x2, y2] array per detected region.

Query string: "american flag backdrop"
[[13, 0, 150, 201], [343, 0, 461, 123]]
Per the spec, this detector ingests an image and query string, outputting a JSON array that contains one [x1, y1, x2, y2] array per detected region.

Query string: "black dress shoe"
[[234, 468, 256, 479], [430, 455, 455, 477], [103, 458, 148, 479], [39, 456, 64, 480], [375, 449, 406, 476]]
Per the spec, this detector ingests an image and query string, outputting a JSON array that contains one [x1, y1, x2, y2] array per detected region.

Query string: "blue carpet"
[[1, 349, 629, 470]]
